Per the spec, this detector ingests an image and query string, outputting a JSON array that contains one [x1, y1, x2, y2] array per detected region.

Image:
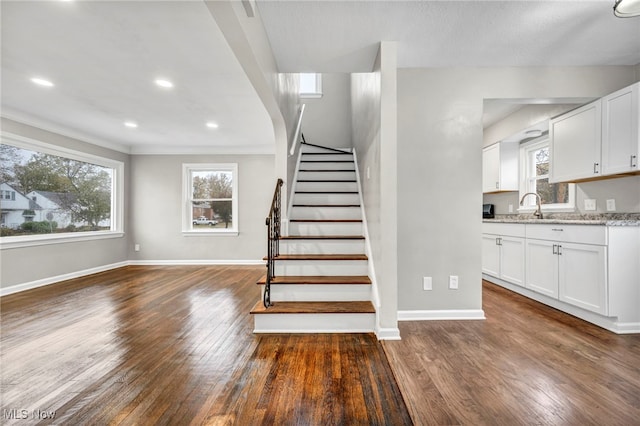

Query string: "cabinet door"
[[601, 83, 639, 175], [525, 239, 558, 298], [482, 234, 500, 277], [500, 236, 525, 287], [558, 243, 608, 315], [550, 100, 602, 183], [482, 145, 500, 193]]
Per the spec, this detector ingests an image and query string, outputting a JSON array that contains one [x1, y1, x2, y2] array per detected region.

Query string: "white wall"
[[352, 42, 398, 337], [397, 66, 638, 313], [129, 154, 274, 261], [302, 73, 352, 149], [0, 118, 130, 290]]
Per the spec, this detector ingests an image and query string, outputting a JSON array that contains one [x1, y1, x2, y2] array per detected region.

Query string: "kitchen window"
[[519, 138, 575, 212], [182, 163, 238, 235]]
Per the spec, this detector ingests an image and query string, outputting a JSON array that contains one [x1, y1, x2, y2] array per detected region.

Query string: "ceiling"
[[1, 1, 639, 154]]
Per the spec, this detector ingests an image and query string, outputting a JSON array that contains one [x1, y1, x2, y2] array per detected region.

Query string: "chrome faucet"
[[520, 192, 543, 219]]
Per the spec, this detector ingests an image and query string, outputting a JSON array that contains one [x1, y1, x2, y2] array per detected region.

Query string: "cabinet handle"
[[593, 162, 599, 174], [558, 245, 562, 255], [632, 155, 637, 168], [551, 228, 563, 232], [552, 244, 558, 254]]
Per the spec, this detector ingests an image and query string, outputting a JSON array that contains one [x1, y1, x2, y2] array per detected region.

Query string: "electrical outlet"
[[423, 277, 432, 291], [366, 167, 370, 180], [134, 244, 140, 252], [508, 204, 513, 213], [584, 199, 596, 211], [449, 275, 458, 289], [606, 199, 616, 212]]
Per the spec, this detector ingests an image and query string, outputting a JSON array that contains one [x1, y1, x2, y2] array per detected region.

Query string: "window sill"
[[182, 230, 239, 237], [0, 231, 125, 250]]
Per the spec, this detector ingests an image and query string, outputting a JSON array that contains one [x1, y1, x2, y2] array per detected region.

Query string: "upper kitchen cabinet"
[[550, 82, 640, 183], [601, 82, 639, 176], [549, 100, 602, 183], [482, 142, 518, 193]]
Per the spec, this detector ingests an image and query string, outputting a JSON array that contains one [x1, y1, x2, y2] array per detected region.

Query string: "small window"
[[299, 73, 322, 98], [183, 163, 238, 235], [520, 138, 575, 212]]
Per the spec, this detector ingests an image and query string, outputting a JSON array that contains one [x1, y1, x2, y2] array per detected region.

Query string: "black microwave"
[[483, 204, 495, 219]]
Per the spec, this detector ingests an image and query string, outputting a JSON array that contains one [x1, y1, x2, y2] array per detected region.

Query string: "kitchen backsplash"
[[484, 175, 640, 215]]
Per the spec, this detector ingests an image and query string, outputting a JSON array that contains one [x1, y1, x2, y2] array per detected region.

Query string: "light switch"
[[606, 199, 616, 211]]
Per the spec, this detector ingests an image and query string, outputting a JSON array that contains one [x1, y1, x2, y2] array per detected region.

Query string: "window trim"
[[519, 137, 575, 213], [299, 73, 323, 99], [0, 132, 125, 250], [182, 163, 238, 236]]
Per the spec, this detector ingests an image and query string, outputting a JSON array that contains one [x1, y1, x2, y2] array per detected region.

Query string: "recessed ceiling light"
[[206, 122, 219, 129], [124, 121, 138, 128], [155, 79, 174, 89], [31, 77, 54, 87]]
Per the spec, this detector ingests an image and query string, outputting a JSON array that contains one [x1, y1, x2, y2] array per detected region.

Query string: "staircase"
[[250, 143, 375, 333]]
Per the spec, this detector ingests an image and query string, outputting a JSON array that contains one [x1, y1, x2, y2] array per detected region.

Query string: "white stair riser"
[[301, 154, 354, 162], [298, 162, 355, 171], [281, 240, 365, 254], [294, 193, 360, 205], [274, 260, 368, 276], [301, 145, 352, 154], [289, 221, 362, 236], [296, 181, 358, 192], [263, 284, 371, 302], [297, 171, 356, 181], [253, 313, 375, 333], [290, 206, 361, 220]]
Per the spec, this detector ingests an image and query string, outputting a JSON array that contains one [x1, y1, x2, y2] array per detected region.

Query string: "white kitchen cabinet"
[[482, 142, 518, 193], [525, 224, 608, 315], [550, 100, 602, 183], [482, 223, 525, 287], [558, 243, 607, 316], [601, 82, 639, 175]]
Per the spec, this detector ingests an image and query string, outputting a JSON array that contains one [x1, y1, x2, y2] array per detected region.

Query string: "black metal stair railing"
[[264, 178, 284, 308]]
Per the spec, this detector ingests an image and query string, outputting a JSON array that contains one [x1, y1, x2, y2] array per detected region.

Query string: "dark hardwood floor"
[[1, 266, 411, 425], [383, 280, 640, 426], [3, 268, 640, 425]]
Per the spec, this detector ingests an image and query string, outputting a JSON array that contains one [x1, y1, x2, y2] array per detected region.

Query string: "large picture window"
[[183, 163, 238, 235], [520, 138, 575, 212], [1, 134, 124, 248]]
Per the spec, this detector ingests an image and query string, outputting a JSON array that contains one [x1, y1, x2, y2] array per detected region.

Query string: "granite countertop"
[[483, 213, 640, 226]]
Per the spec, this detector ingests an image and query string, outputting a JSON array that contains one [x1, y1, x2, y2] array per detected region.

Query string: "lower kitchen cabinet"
[[482, 224, 525, 287], [526, 237, 607, 315]]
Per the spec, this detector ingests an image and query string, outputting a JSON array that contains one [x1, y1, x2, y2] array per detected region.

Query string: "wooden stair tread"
[[293, 204, 360, 207], [289, 219, 362, 223], [302, 152, 353, 156], [295, 191, 358, 194], [280, 235, 365, 240], [297, 180, 357, 183], [266, 254, 368, 261], [256, 275, 372, 285], [250, 300, 375, 315]]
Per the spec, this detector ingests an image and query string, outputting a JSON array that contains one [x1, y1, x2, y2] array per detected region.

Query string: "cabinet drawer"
[[483, 223, 525, 237], [525, 224, 606, 245]]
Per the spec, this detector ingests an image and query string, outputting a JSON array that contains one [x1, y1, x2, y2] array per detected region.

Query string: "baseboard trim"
[[376, 327, 401, 340], [398, 309, 486, 321], [128, 259, 265, 266], [1, 260, 266, 297], [0, 261, 129, 297]]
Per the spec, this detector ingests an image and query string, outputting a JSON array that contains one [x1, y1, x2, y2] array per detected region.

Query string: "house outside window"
[[0, 136, 123, 247], [519, 137, 575, 212], [183, 163, 238, 235]]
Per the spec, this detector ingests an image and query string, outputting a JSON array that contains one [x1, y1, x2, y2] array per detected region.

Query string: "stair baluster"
[[264, 178, 283, 308]]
